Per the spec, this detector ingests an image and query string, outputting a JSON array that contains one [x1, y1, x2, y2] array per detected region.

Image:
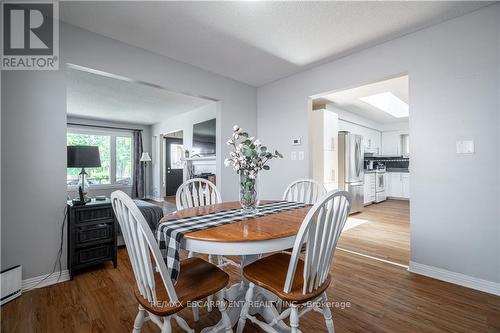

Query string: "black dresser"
[[67, 198, 117, 278]]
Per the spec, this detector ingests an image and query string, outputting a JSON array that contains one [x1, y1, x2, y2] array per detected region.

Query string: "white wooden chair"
[[236, 191, 351, 333], [282, 179, 327, 204], [111, 190, 233, 333], [176, 178, 222, 210], [176, 178, 237, 315], [176, 178, 237, 269]]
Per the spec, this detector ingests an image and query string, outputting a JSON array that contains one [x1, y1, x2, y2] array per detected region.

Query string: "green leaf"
[[263, 165, 270, 170], [260, 146, 267, 152]]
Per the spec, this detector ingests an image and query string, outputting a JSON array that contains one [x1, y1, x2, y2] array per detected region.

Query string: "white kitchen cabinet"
[[338, 120, 381, 154], [364, 173, 376, 204], [381, 130, 409, 156], [387, 172, 410, 199], [402, 173, 410, 199], [388, 173, 402, 197], [381, 131, 401, 155], [310, 109, 339, 190]]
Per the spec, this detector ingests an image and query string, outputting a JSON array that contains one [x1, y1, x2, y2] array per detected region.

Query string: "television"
[[192, 119, 216, 156]]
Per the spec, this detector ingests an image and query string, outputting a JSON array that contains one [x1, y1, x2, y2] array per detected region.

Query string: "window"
[[116, 136, 133, 184], [67, 127, 133, 188], [400, 134, 410, 157], [170, 143, 184, 169]]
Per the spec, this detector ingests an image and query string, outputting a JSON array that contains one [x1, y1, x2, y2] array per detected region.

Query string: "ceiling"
[[66, 67, 213, 125], [318, 75, 409, 124], [60, 2, 492, 86]]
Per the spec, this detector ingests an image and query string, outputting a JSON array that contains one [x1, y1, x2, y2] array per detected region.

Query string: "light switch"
[[456, 140, 474, 154], [291, 151, 297, 160], [298, 151, 305, 160]]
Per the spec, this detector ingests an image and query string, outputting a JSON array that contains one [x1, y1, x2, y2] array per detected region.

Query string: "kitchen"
[[310, 75, 411, 266]]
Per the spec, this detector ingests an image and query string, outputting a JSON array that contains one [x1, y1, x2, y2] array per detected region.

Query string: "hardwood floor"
[[2, 199, 499, 333], [144, 198, 177, 215], [164, 196, 177, 205], [338, 199, 410, 266]]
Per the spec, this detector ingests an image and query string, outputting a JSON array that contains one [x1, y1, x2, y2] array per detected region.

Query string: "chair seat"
[[135, 257, 229, 316], [243, 253, 331, 304]]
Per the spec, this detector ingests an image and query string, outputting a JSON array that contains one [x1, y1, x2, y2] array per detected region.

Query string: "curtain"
[[131, 130, 144, 198]]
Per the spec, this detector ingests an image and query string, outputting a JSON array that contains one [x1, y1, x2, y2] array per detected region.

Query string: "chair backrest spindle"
[[283, 179, 327, 205], [176, 178, 222, 210]]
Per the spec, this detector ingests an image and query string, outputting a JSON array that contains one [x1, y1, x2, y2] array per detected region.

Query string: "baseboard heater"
[[1, 265, 22, 305]]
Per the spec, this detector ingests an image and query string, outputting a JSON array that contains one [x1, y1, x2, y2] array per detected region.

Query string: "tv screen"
[[192, 119, 216, 156]]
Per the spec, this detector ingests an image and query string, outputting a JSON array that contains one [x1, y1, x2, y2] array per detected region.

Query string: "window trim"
[[67, 126, 134, 190]]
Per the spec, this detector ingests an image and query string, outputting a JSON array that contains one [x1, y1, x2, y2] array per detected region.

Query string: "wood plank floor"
[[338, 200, 410, 266], [2, 200, 499, 333]]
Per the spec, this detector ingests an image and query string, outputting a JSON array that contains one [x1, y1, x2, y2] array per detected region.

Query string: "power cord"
[[31, 205, 67, 289]]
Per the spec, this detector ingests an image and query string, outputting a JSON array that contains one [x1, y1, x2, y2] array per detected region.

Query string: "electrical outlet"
[[456, 140, 474, 154]]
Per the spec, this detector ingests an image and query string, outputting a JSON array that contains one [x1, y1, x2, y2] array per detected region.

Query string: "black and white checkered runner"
[[157, 201, 310, 283]]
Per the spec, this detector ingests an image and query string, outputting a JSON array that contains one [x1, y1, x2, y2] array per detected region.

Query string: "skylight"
[[360, 92, 408, 118]]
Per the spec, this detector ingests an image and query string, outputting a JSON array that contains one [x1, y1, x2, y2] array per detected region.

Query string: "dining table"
[[158, 201, 311, 333]]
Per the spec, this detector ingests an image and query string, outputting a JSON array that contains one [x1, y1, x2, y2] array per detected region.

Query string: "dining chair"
[[176, 178, 238, 266], [176, 178, 222, 210], [282, 178, 327, 204], [111, 190, 233, 333], [176, 178, 234, 315], [236, 190, 351, 333]]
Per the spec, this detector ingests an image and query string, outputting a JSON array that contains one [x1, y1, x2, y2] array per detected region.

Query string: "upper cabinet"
[[337, 120, 381, 155], [382, 130, 409, 156], [310, 109, 339, 191]]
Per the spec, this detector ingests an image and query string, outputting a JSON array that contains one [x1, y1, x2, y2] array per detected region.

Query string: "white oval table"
[[159, 201, 311, 333]]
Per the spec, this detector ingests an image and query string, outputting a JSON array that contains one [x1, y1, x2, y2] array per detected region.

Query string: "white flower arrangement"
[[224, 125, 283, 179], [225, 125, 282, 208]]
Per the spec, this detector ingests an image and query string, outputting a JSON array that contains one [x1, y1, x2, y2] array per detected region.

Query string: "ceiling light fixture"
[[360, 92, 408, 118]]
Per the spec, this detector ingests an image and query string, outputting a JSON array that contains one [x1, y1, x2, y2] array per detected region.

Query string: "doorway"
[[164, 131, 184, 197], [309, 74, 410, 267]]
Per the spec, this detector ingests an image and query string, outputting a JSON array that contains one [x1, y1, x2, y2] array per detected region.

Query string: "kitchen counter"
[[386, 168, 410, 173], [364, 168, 409, 173]]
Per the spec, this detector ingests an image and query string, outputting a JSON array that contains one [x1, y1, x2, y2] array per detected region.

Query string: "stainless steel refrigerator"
[[338, 131, 364, 213]]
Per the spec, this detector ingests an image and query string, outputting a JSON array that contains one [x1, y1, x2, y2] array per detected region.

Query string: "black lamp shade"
[[67, 146, 102, 168]]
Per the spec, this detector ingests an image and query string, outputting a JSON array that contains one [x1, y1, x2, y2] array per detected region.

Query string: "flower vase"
[[239, 173, 258, 213]]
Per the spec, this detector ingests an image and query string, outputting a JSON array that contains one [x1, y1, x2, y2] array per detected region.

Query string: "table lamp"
[[67, 146, 101, 203]]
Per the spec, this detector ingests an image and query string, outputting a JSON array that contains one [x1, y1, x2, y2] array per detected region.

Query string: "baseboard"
[[408, 261, 500, 296], [21, 270, 70, 292]]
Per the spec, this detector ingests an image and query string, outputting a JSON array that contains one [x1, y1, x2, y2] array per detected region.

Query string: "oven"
[[376, 172, 386, 192], [375, 170, 387, 203]]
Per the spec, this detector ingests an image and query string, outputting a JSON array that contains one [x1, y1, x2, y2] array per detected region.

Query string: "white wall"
[[2, 70, 67, 281], [151, 103, 217, 199], [1, 19, 256, 279], [258, 5, 500, 286], [66, 116, 153, 198], [152, 103, 217, 151]]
